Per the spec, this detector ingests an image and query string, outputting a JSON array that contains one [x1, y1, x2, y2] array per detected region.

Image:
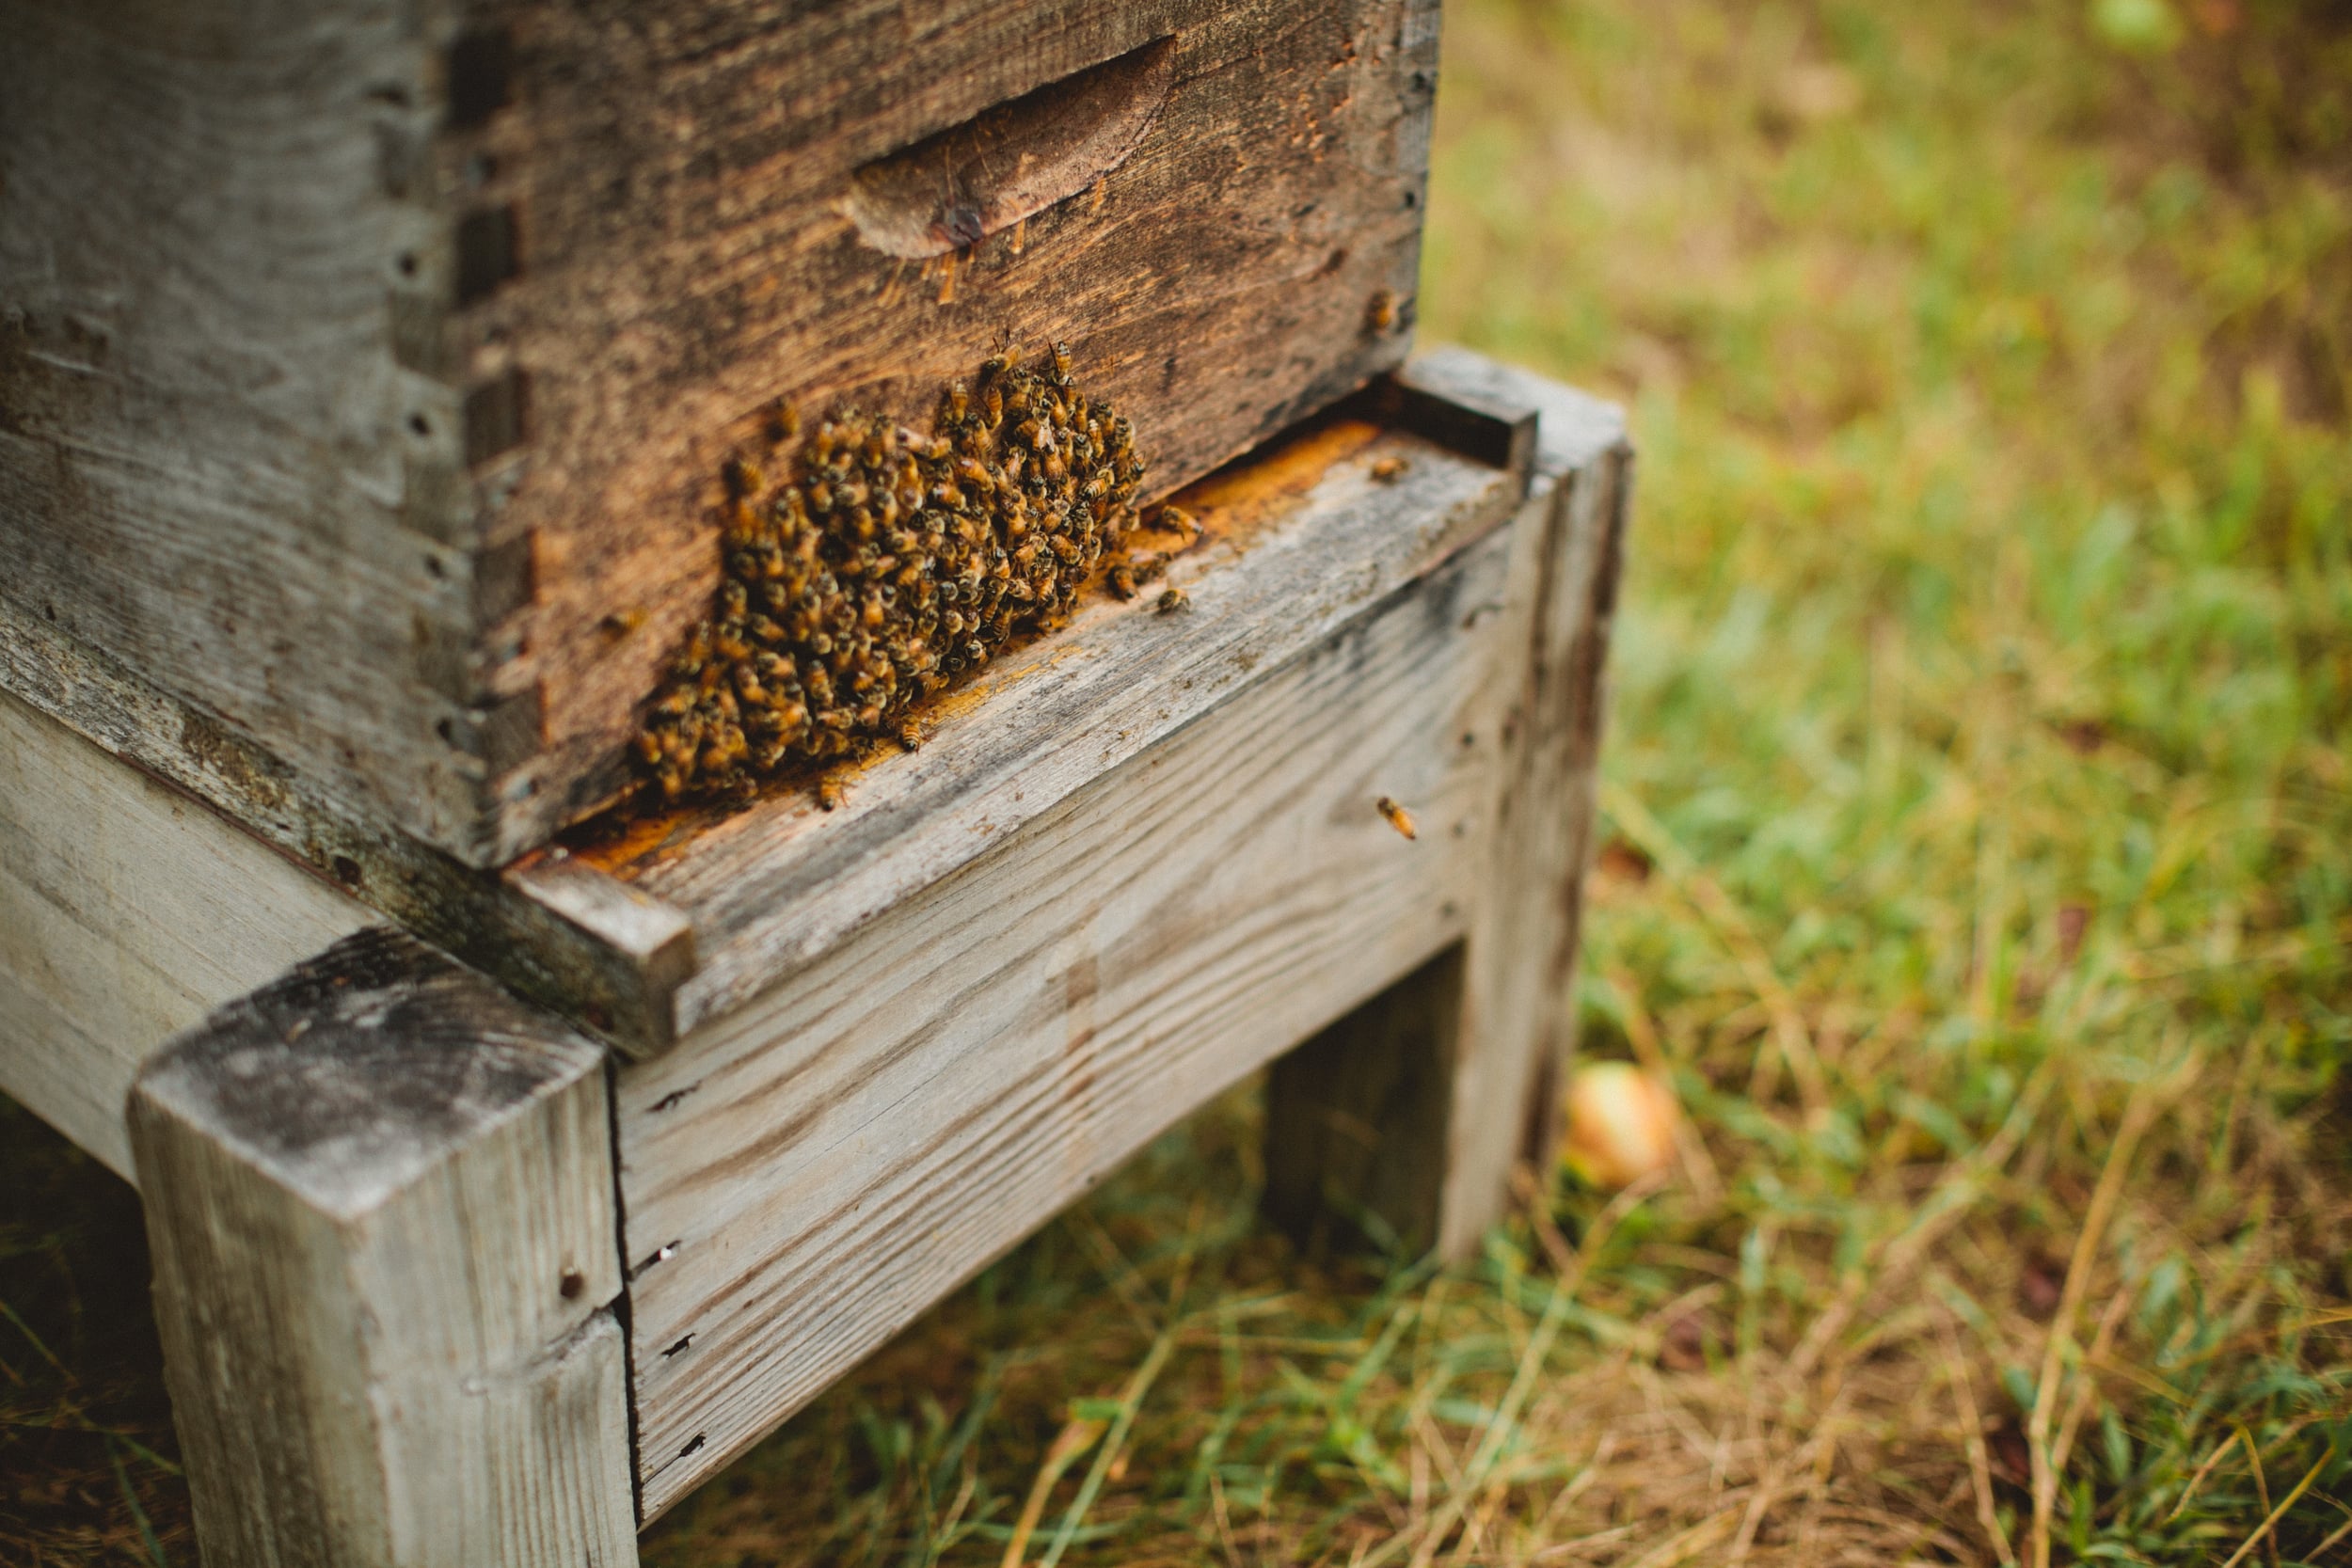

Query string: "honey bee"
[[1371, 455, 1410, 483], [818, 777, 847, 811], [1366, 289, 1398, 333], [631, 345, 1145, 808], [1156, 586, 1188, 613], [1375, 796, 1418, 840]]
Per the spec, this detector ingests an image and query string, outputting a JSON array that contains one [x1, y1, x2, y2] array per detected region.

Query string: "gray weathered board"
[[0, 351, 1629, 1560], [130, 929, 637, 1567], [1, 0, 1438, 871], [533, 355, 1538, 1053], [615, 352, 1629, 1513], [0, 688, 372, 1179], [2, 357, 1543, 1063]]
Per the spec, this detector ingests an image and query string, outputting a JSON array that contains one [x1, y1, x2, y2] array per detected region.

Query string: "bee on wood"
[[1375, 796, 1418, 840], [1370, 455, 1410, 483], [1156, 586, 1188, 613], [630, 344, 1145, 808], [1366, 289, 1398, 333], [1153, 504, 1200, 543], [817, 777, 847, 811]]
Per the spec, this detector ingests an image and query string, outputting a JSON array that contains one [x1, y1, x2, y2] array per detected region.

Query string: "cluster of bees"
[[634, 344, 1184, 806]]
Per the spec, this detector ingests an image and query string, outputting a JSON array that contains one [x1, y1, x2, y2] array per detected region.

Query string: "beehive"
[[0, 0, 1439, 867]]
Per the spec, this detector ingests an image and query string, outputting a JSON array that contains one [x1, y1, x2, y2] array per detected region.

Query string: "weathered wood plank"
[[1431, 349, 1632, 1257], [4, 0, 1442, 868], [559, 404, 1527, 1045], [616, 506, 1525, 1516], [455, 0, 1441, 848], [0, 0, 493, 854], [130, 928, 638, 1567], [0, 385, 1522, 1061], [0, 603, 699, 1053], [1255, 358, 1632, 1259], [0, 688, 372, 1180]]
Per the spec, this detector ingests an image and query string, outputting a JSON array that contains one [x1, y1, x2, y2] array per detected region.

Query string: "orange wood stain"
[[553, 412, 1391, 881]]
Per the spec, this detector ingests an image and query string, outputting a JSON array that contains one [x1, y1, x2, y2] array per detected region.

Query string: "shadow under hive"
[[637, 345, 1164, 805]]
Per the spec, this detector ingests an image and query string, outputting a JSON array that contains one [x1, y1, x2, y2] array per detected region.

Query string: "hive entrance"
[[634, 346, 1168, 807]]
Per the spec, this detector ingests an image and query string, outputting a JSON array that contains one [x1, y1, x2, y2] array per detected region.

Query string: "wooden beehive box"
[[0, 0, 1438, 868]]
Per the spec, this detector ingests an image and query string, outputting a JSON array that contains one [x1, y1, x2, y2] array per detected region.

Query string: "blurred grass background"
[[7, 0, 2349, 1562]]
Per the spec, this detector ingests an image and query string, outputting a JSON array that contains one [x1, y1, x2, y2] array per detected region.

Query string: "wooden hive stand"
[[1, 347, 1630, 1562]]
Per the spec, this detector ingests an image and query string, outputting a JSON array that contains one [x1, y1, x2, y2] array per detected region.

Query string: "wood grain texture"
[[617, 509, 1523, 1516], [0, 687, 372, 1180], [1254, 356, 1630, 1262], [130, 929, 638, 1567], [1, 372, 1518, 1062], [0, 599, 699, 1053], [559, 407, 1525, 1047], [3, 0, 1439, 870], [457, 0, 1442, 849], [0, 0, 500, 855], [1430, 350, 1632, 1259]]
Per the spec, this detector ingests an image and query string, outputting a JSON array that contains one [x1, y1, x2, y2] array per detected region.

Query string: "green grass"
[[6, 1, 2350, 1563]]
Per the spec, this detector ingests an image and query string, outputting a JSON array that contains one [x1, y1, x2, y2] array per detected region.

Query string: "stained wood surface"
[[0, 688, 372, 1180], [1251, 352, 1633, 1261], [458, 0, 1440, 851], [618, 504, 1525, 1515], [130, 928, 638, 1567], [4, 0, 1439, 870], [557, 405, 1525, 1046], [0, 368, 1532, 1064]]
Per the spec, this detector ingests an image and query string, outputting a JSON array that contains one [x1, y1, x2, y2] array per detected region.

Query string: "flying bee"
[[1375, 796, 1419, 840]]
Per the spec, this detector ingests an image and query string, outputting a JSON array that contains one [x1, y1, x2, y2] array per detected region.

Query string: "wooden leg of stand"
[[129, 928, 640, 1568], [1264, 380, 1632, 1262]]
